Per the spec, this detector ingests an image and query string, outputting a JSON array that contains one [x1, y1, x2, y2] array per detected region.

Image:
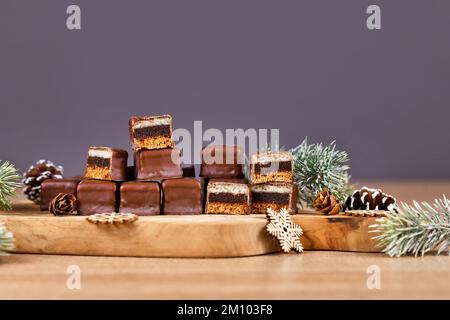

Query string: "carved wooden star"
[[266, 208, 303, 253]]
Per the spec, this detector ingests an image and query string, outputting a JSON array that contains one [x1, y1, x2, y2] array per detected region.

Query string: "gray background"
[[1, 0, 449, 179]]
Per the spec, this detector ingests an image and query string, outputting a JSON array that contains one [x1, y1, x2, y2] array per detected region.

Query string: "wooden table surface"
[[1, 180, 449, 299]]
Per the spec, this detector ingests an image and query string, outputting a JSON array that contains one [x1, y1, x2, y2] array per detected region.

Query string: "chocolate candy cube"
[[129, 115, 173, 151], [119, 181, 161, 215], [200, 145, 244, 178], [134, 148, 183, 181], [85, 146, 128, 181], [40, 179, 79, 211], [77, 180, 118, 215], [162, 178, 202, 215]]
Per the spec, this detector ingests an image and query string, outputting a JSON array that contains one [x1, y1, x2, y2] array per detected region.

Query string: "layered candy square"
[[129, 115, 173, 151], [85, 146, 128, 181], [206, 180, 250, 215], [76, 180, 118, 215], [250, 183, 298, 214], [250, 151, 293, 184], [119, 181, 160, 215], [134, 148, 183, 180], [200, 145, 244, 178], [162, 178, 202, 215]]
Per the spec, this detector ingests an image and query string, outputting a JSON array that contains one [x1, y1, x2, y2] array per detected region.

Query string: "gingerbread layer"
[[85, 166, 111, 180], [134, 136, 173, 150], [251, 171, 293, 184], [206, 202, 249, 215]]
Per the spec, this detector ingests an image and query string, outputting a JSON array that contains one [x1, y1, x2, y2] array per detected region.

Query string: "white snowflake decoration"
[[266, 208, 303, 253]]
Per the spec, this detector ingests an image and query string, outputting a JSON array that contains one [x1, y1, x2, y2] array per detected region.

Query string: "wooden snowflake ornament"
[[266, 208, 303, 253], [86, 212, 138, 224]]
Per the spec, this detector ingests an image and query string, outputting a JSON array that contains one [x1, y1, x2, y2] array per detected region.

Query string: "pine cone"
[[22, 160, 63, 204], [49, 193, 76, 216], [345, 186, 396, 211], [312, 189, 342, 215]]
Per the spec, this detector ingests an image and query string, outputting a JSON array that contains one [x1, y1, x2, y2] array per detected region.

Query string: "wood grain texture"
[[0, 200, 379, 257], [0, 181, 449, 299], [1, 252, 449, 299]]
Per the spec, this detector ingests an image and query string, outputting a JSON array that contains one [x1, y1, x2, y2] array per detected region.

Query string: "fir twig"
[[370, 196, 450, 257], [0, 160, 21, 211], [290, 138, 351, 205], [0, 223, 14, 256]]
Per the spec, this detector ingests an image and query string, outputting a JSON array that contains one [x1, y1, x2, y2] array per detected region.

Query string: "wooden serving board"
[[0, 201, 381, 258]]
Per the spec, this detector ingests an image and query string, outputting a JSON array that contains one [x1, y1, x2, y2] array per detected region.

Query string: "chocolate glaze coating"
[[40, 179, 79, 211], [108, 148, 128, 181], [134, 148, 183, 181], [200, 164, 244, 178], [200, 145, 244, 178], [119, 181, 160, 215], [162, 178, 202, 215], [76, 180, 118, 215]]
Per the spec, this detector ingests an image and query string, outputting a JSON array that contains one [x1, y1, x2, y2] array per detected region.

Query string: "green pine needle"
[[0, 223, 14, 256], [370, 196, 450, 257], [0, 160, 21, 211], [291, 138, 351, 205]]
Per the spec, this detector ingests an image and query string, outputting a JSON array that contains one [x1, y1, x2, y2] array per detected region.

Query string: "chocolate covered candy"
[[250, 151, 293, 184], [200, 145, 244, 178], [85, 147, 128, 181], [129, 115, 173, 151], [119, 181, 161, 216], [134, 148, 183, 181], [162, 178, 202, 215], [251, 183, 298, 214], [40, 179, 79, 211], [206, 180, 250, 215], [76, 180, 118, 215]]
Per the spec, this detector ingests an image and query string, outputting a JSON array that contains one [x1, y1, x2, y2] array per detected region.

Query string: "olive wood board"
[[0, 201, 381, 258]]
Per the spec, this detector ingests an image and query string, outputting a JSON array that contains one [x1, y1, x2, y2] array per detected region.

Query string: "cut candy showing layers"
[[250, 151, 293, 184], [250, 183, 298, 214], [206, 180, 250, 215], [85, 147, 128, 181], [129, 115, 173, 150]]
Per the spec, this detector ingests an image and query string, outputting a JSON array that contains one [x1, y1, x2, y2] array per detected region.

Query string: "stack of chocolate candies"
[[40, 115, 202, 216]]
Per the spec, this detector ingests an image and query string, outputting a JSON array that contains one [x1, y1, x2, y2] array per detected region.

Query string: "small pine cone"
[[22, 160, 64, 204], [49, 193, 76, 216], [312, 189, 342, 215], [345, 186, 396, 211]]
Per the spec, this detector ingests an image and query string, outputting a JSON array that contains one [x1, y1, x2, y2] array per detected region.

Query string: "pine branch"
[[0, 223, 14, 256], [370, 196, 450, 257], [290, 138, 351, 205], [0, 160, 21, 211]]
